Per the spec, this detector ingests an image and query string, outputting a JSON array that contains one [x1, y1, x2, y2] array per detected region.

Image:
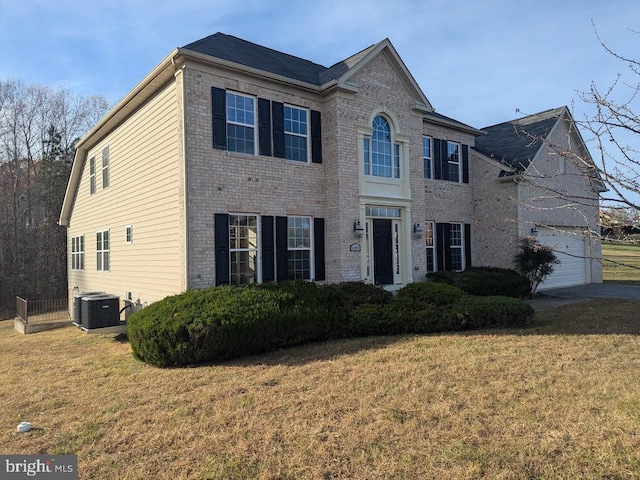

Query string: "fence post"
[[16, 296, 28, 324]]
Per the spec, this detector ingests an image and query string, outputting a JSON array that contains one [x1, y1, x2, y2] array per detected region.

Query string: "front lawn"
[[602, 242, 640, 282], [1, 298, 639, 479]]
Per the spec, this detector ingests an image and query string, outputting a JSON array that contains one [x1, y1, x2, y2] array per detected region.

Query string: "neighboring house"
[[59, 34, 601, 313], [472, 107, 605, 289]]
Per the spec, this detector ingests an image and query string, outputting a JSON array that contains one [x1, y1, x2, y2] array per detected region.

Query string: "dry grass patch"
[[1, 300, 640, 479]]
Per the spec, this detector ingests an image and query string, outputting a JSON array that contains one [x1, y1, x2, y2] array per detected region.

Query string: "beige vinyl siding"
[[67, 81, 184, 307]]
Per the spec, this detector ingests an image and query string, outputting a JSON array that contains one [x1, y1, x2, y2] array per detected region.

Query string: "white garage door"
[[537, 227, 587, 290]]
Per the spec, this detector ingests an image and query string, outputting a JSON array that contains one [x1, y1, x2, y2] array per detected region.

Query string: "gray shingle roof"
[[474, 107, 564, 172], [182, 33, 346, 86], [182, 33, 480, 135]]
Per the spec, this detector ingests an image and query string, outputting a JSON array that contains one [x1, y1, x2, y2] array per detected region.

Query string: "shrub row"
[[427, 267, 531, 298], [128, 281, 534, 367]]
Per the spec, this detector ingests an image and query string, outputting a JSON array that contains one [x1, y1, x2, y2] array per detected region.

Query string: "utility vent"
[[81, 294, 120, 329], [73, 292, 104, 326]]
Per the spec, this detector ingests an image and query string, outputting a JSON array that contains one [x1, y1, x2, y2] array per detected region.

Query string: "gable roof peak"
[[495, 106, 567, 129], [474, 106, 568, 172]]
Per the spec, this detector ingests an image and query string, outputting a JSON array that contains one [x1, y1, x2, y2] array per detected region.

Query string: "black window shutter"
[[258, 98, 272, 156], [214, 213, 230, 285], [441, 140, 450, 181], [436, 222, 445, 271], [311, 110, 322, 164], [462, 144, 469, 184], [275, 216, 288, 281], [464, 223, 472, 270], [262, 216, 275, 282], [314, 217, 325, 280], [433, 139, 442, 180], [272, 102, 285, 158], [212, 87, 227, 150]]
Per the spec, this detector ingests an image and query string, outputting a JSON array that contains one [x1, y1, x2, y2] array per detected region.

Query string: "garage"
[[536, 227, 588, 290]]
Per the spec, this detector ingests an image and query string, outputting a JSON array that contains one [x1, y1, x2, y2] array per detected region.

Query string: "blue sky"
[[0, 0, 638, 131]]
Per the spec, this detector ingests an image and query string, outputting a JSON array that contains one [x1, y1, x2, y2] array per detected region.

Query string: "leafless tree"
[[0, 79, 110, 318], [579, 23, 640, 212]]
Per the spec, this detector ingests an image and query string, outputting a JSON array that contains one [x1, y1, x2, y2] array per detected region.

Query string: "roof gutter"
[[423, 112, 485, 136]]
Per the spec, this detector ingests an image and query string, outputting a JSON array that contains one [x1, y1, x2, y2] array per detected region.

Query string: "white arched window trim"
[[362, 113, 403, 179]]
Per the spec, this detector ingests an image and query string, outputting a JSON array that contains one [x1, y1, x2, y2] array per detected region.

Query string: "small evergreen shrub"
[[428, 267, 530, 298], [128, 284, 337, 367], [395, 281, 465, 306], [328, 281, 393, 311], [384, 282, 464, 334], [349, 303, 400, 337], [438, 296, 534, 330], [128, 280, 536, 367]]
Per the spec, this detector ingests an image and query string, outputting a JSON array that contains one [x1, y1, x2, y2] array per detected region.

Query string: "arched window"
[[363, 115, 400, 178]]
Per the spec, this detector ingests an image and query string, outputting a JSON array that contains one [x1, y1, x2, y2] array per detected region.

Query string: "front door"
[[373, 219, 393, 285]]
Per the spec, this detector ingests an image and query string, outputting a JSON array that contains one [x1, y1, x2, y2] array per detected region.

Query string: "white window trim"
[[287, 216, 314, 281], [229, 213, 260, 284], [226, 91, 257, 156], [102, 146, 110, 189], [284, 104, 310, 163], [363, 115, 402, 179], [71, 235, 85, 271], [96, 229, 110, 272], [423, 136, 433, 179], [425, 221, 436, 273], [450, 222, 464, 272], [447, 141, 462, 183], [89, 156, 96, 195], [393, 220, 402, 284]]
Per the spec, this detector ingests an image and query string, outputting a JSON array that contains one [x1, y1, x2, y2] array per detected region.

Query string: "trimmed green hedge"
[[128, 282, 346, 367], [128, 281, 534, 367], [427, 267, 531, 298]]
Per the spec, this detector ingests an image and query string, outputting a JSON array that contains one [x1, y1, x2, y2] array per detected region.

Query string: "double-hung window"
[[96, 230, 110, 271], [425, 222, 435, 272], [287, 216, 311, 280], [423, 136, 433, 179], [364, 115, 400, 178], [226, 92, 255, 154], [284, 105, 308, 162], [89, 157, 96, 194], [229, 214, 259, 284], [102, 146, 110, 189], [447, 142, 461, 183], [450, 223, 463, 271], [71, 235, 85, 270]]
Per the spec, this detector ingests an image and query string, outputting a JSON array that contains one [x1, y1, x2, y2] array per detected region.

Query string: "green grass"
[[602, 243, 640, 282]]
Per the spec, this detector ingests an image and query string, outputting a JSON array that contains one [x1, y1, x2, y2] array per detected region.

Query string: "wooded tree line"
[[0, 79, 109, 318]]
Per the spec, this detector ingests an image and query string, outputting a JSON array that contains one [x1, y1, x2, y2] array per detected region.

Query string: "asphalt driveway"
[[528, 282, 640, 311]]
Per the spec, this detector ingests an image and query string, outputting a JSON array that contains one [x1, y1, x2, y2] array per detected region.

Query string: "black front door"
[[373, 219, 393, 285]]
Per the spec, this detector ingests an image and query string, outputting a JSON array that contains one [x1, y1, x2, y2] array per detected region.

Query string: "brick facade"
[[182, 46, 481, 288], [62, 34, 602, 308]]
